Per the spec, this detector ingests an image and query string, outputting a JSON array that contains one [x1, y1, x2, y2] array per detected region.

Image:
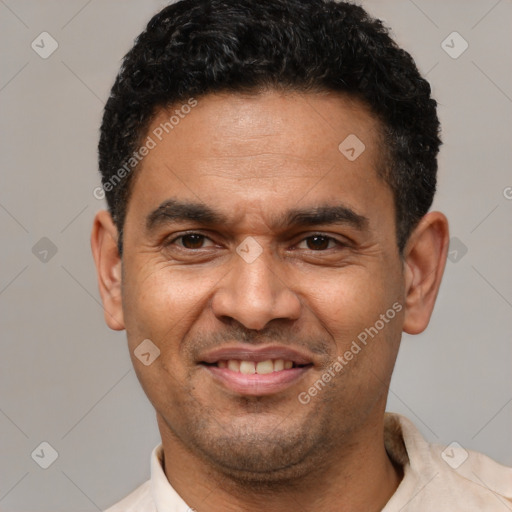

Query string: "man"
[[91, 0, 512, 510]]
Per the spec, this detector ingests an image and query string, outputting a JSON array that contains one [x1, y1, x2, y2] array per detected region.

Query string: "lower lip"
[[203, 365, 311, 396]]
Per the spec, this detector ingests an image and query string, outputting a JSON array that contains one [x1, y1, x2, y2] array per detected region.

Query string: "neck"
[[158, 414, 403, 512]]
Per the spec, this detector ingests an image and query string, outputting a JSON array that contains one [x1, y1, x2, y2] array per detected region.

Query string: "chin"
[[190, 421, 321, 485]]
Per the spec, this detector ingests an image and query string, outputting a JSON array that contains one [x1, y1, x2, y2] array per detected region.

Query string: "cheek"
[[309, 268, 393, 329], [121, 259, 211, 348], [304, 264, 403, 377]]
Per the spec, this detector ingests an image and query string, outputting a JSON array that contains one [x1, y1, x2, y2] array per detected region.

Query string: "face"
[[111, 91, 408, 481]]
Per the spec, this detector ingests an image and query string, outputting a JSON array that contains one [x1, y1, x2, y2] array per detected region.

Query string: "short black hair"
[[98, 0, 441, 256]]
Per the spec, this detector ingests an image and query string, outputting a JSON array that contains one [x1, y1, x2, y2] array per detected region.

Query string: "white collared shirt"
[[104, 413, 512, 511]]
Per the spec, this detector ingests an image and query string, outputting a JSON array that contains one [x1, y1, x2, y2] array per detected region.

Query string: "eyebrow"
[[146, 199, 229, 231], [146, 199, 369, 233]]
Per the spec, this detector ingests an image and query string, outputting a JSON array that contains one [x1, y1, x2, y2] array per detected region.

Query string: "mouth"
[[203, 358, 309, 373], [199, 346, 315, 396]]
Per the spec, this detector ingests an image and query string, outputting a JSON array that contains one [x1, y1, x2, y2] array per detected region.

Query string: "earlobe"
[[90, 210, 125, 331], [402, 211, 449, 335]]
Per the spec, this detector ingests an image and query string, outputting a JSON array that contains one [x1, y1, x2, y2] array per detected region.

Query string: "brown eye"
[[305, 235, 333, 251], [179, 234, 206, 249]]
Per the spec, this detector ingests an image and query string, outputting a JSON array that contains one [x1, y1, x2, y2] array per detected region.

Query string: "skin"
[[91, 90, 449, 512]]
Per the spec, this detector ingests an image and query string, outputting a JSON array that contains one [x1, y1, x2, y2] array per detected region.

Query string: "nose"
[[210, 248, 301, 331]]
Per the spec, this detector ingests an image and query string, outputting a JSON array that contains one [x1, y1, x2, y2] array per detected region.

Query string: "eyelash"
[[165, 232, 347, 251]]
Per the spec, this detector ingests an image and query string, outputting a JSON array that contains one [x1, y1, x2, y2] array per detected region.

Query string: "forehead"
[[146, 91, 382, 165], [126, 90, 393, 231]]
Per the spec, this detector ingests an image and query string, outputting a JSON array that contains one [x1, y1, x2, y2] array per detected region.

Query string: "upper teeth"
[[217, 359, 294, 374]]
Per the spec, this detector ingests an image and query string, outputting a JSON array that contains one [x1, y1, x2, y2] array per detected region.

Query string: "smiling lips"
[[200, 345, 314, 396]]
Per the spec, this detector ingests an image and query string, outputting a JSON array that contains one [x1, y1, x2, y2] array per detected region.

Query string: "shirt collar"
[[150, 443, 191, 511]]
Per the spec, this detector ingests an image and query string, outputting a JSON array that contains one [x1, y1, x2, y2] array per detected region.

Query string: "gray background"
[[0, 0, 511, 510]]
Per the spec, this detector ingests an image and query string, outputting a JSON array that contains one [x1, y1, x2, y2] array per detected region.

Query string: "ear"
[[402, 211, 449, 335], [90, 210, 125, 330]]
